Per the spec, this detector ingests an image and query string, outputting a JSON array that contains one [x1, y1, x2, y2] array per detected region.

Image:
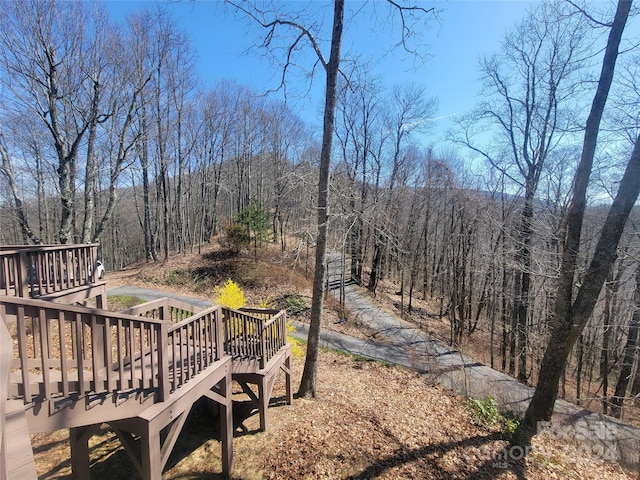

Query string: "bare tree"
[[0, 128, 41, 244], [263, 100, 309, 251], [228, 0, 436, 397], [0, 0, 101, 243], [368, 84, 436, 294], [127, 10, 159, 261], [334, 69, 385, 284], [609, 264, 640, 418], [455, 1, 590, 382], [524, 0, 636, 429]]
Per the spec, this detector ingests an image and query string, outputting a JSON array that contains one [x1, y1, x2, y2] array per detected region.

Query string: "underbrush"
[[468, 395, 520, 436]]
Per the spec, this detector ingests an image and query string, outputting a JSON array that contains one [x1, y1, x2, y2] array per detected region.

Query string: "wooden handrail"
[[121, 297, 204, 323], [239, 307, 281, 316]]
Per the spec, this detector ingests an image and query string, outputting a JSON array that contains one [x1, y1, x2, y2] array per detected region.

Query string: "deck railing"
[[1, 295, 227, 410], [2, 286, 286, 417], [166, 305, 224, 390], [1, 296, 170, 404], [123, 299, 288, 371], [222, 307, 287, 369], [121, 297, 203, 323], [0, 244, 100, 298]]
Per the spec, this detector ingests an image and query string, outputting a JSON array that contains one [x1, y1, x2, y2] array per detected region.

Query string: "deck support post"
[[284, 354, 293, 406], [70, 424, 100, 480], [220, 370, 234, 475], [234, 345, 293, 432], [141, 422, 162, 480]]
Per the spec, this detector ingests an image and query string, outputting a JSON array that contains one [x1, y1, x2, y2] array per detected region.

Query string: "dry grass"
[[30, 240, 636, 479]]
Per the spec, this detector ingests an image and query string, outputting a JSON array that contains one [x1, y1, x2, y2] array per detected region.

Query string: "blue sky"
[[103, 0, 535, 146]]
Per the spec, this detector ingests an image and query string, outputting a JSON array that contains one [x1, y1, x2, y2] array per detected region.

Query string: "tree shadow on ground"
[[350, 431, 527, 480], [190, 249, 242, 285]]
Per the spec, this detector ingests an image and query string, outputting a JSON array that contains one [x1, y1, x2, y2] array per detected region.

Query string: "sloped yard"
[[31, 346, 631, 479], [30, 244, 636, 479]]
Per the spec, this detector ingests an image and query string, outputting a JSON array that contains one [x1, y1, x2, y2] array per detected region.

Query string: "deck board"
[[4, 399, 37, 479]]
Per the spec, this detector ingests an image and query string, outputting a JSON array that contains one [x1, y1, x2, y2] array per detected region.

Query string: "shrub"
[[287, 322, 305, 358], [164, 268, 190, 286], [213, 279, 246, 309], [258, 296, 273, 309], [468, 396, 521, 436], [468, 396, 500, 426], [280, 294, 309, 316], [223, 223, 250, 253]]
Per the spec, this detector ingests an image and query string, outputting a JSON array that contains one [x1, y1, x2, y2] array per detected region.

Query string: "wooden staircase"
[[1, 244, 292, 480]]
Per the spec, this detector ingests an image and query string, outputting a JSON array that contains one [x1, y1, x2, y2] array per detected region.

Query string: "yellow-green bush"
[[258, 295, 272, 309], [214, 279, 246, 309], [287, 322, 305, 358]]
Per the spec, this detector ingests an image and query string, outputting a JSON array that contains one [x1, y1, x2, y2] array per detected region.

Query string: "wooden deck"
[[123, 299, 293, 432], [1, 244, 292, 480]]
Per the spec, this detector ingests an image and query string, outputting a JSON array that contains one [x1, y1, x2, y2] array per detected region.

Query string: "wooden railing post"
[[17, 251, 29, 298], [281, 312, 287, 346], [216, 307, 224, 361], [157, 321, 170, 402], [90, 315, 106, 391], [259, 319, 267, 370]]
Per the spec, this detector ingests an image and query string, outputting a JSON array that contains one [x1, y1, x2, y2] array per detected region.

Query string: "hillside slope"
[[31, 243, 635, 479]]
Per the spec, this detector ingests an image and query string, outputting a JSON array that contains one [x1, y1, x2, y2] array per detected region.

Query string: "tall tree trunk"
[[368, 236, 384, 294], [0, 142, 41, 244], [523, 0, 634, 430], [576, 334, 584, 406], [512, 189, 534, 382], [82, 79, 101, 243], [298, 0, 344, 398], [138, 100, 157, 261], [631, 353, 640, 408]]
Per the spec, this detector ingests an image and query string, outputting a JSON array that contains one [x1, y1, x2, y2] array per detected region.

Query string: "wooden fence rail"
[[121, 297, 203, 323]]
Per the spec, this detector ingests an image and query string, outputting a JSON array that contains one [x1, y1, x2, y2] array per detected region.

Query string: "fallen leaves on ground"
[[32, 348, 632, 479]]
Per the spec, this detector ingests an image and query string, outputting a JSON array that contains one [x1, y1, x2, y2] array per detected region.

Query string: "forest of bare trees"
[[1, 0, 639, 423]]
